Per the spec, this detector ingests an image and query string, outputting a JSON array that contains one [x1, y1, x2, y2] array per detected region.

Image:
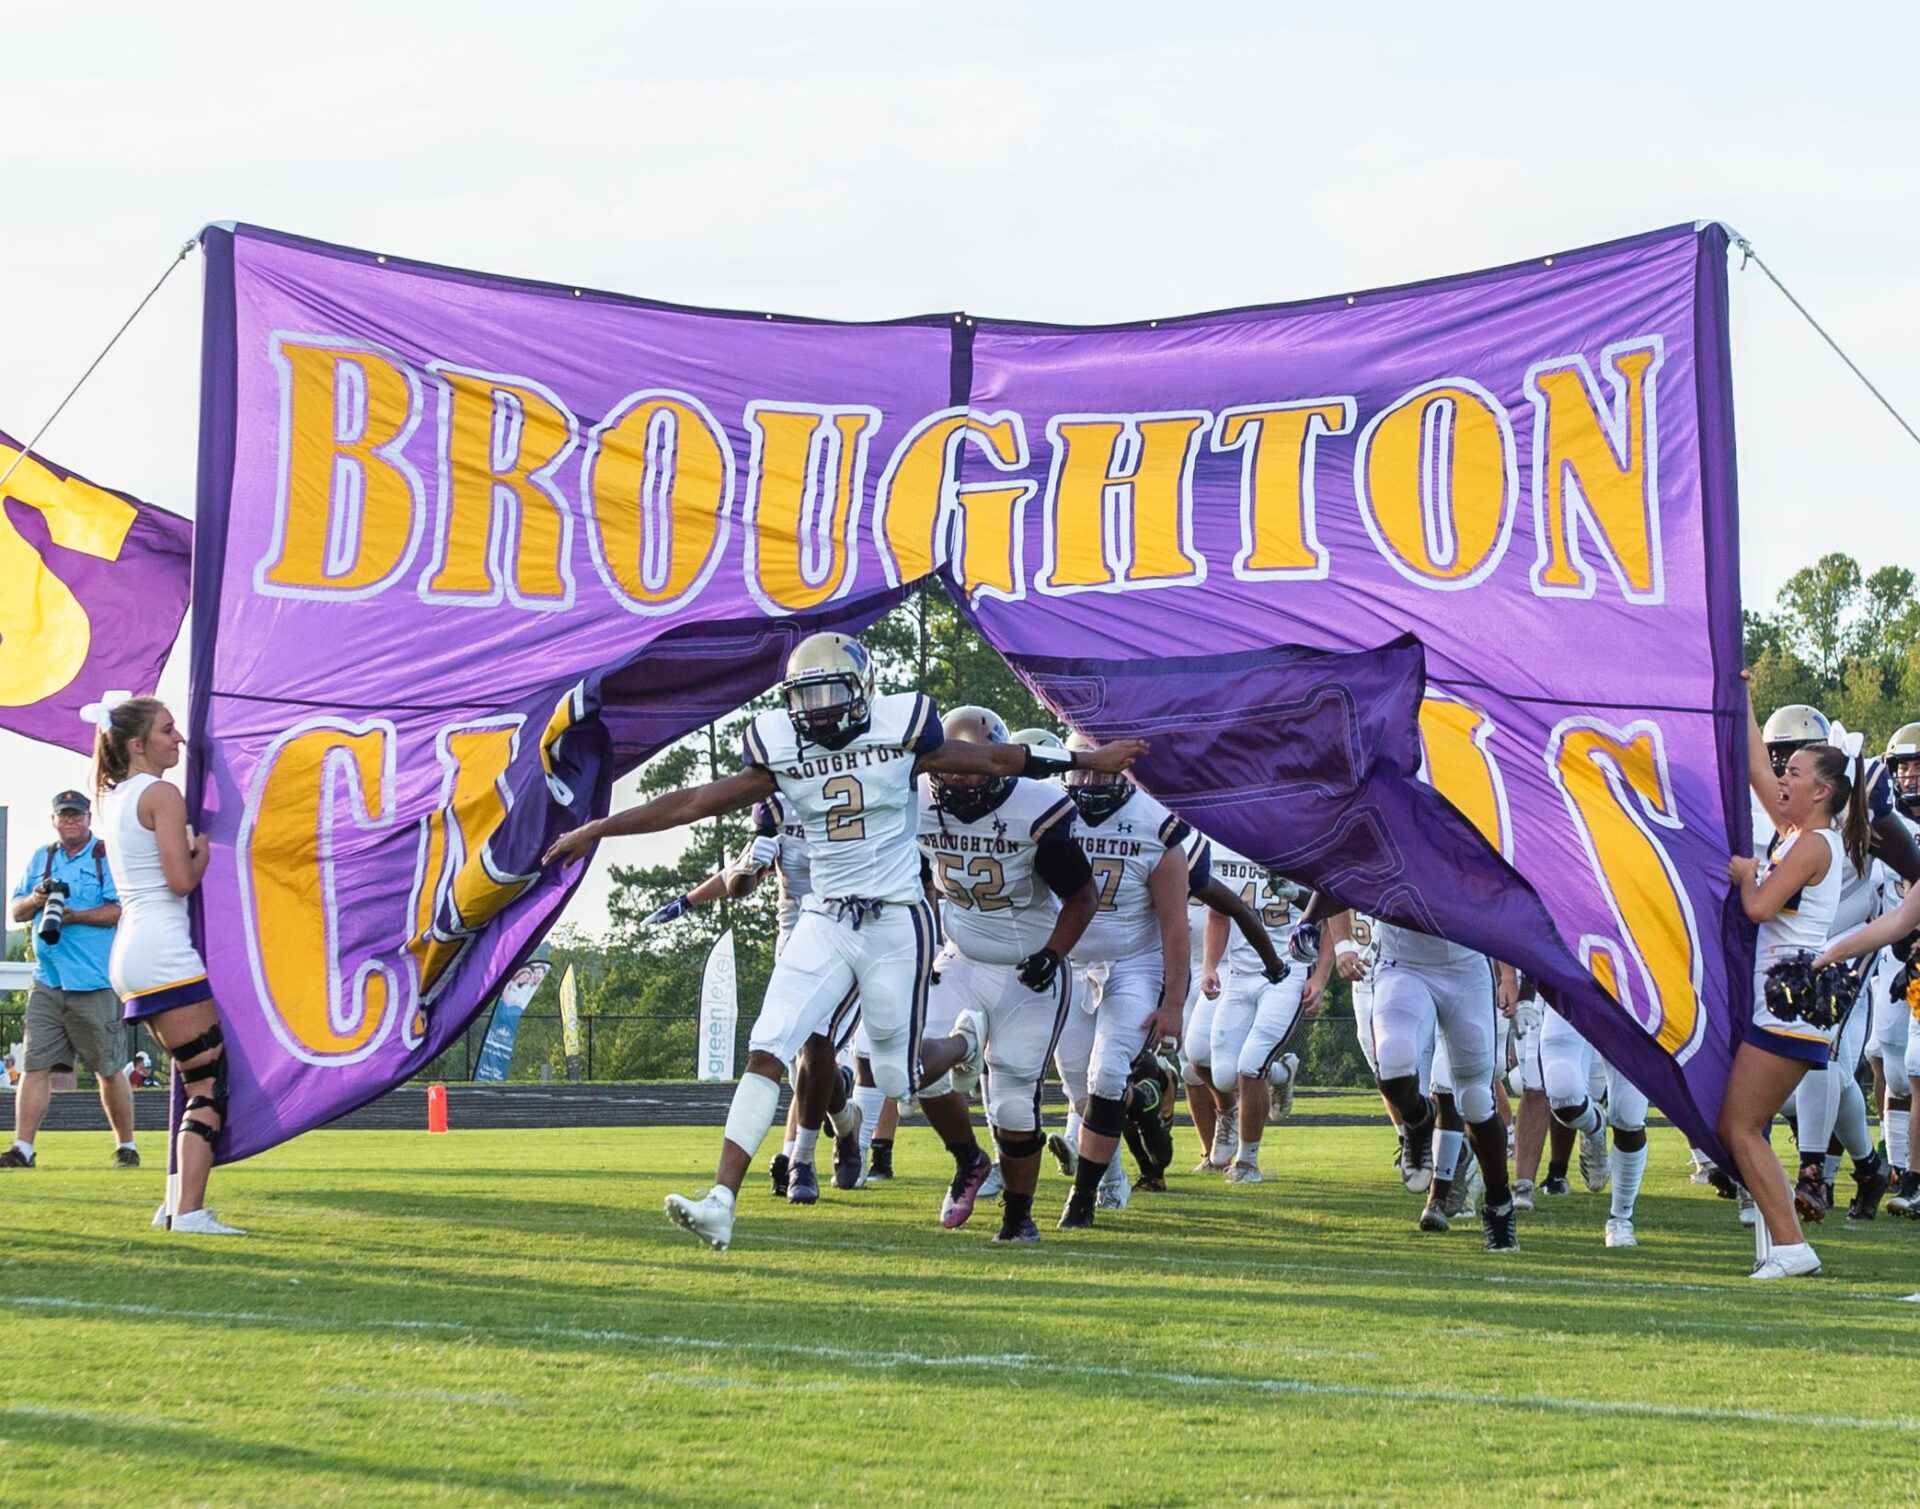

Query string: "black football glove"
[[1017, 947, 1061, 992], [1263, 958, 1291, 985]]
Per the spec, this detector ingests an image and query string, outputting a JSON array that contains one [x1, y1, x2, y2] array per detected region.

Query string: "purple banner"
[[193, 221, 1743, 1161], [0, 432, 191, 753]]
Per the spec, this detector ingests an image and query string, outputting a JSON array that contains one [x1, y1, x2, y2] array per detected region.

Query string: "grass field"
[[5, 1099, 1918, 1506]]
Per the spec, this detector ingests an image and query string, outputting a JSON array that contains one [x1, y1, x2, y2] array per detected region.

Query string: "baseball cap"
[[52, 790, 90, 814]]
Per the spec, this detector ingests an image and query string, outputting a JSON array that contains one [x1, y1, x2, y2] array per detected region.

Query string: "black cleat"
[[1793, 1167, 1828, 1225], [787, 1160, 820, 1205], [768, 1153, 791, 1199], [1540, 1175, 1571, 1197], [1399, 1119, 1435, 1194], [1058, 1192, 1096, 1230], [993, 1214, 1041, 1245], [1888, 1169, 1920, 1217], [1481, 1199, 1520, 1252], [1847, 1155, 1891, 1221], [1418, 1199, 1451, 1233], [1705, 1166, 1740, 1201], [0, 1147, 34, 1169], [867, 1142, 894, 1182], [113, 1146, 140, 1169], [1135, 1171, 1168, 1193], [832, 1119, 864, 1191]]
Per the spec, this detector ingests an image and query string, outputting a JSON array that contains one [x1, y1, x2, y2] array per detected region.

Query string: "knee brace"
[[1084, 1093, 1127, 1139], [1612, 1125, 1647, 1153], [1455, 1081, 1493, 1126], [993, 1126, 1045, 1161], [1549, 1095, 1592, 1129], [174, 1023, 228, 1145]]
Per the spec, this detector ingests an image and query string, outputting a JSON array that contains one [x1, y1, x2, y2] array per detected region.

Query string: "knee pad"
[[1612, 1125, 1647, 1153], [1455, 1081, 1493, 1126], [1549, 1096, 1591, 1129], [988, 1085, 1038, 1134], [866, 1045, 911, 1102], [1181, 1056, 1207, 1089], [1084, 1093, 1127, 1139], [994, 1126, 1045, 1161], [1210, 1061, 1238, 1098], [1374, 1030, 1423, 1085]]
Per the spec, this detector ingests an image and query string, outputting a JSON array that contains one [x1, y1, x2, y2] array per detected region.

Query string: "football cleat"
[[1511, 1179, 1536, 1213], [1690, 1152, 1718, 1186], [1750, 1241, 1820, 1280], [1578, 1121, 1610, 1193], [1399, 1124, 1434, 1194], [1268, 1053, 1300, 1121], [1418, 1199, 1450, 1233], [1736, 1188, 1758, 1226], [170, 1207, 245, 1236], [1481, 1200, 1520, 1252], [1888, 1170, 1920, 1216], [1058, 1193, 1096, 1230], [1225, 1160, 1262, 1184], [1096, 1161, 1131, 1211], [867, 1142, 895, 1181], [1604, 1217, 1638, 1248], [1705, 1166, 1741, 1200], [0, 1147, 34, 1169], [831, 1106, 865, 1192], [940, 1149, 993, 1229], [1846, 1156, 1891, 1221], [1540, 1175, 1571, 1198], [1135, 1171, 1168, 1193], [665, 1191, 736, 1250], [1210, 1120, 1240, 1170], [787, 1160, 821, 1205], [769, 1153, 792, 1199], [978, 1161, 1005, 1202], [993, 1214, 1041, 1245], [1048, 1133, 1079, 1179], [113, 1146, 141, 1169], [1792, 1168, 1828, 1224]]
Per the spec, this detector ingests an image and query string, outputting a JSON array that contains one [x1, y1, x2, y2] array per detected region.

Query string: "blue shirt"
[[11, 841, 119, 992]]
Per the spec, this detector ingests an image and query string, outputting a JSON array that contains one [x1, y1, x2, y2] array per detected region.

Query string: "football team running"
[[540, 632, 1920, 1278]]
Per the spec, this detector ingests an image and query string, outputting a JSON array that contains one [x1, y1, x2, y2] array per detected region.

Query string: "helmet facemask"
[[786, 672, 870, 750], [1066, 765, 1132, 825]]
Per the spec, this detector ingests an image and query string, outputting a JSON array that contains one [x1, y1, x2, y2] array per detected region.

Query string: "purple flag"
[[0, 432, 191, 753], [192, 220, 1744, 1162]]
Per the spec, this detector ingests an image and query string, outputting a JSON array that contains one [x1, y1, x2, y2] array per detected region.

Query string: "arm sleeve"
[[1035, 833, 1094, 900], [905, 694, 943, 756]]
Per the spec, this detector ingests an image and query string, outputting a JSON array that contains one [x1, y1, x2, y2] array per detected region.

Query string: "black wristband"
[[1021, 746, 1076, 779]]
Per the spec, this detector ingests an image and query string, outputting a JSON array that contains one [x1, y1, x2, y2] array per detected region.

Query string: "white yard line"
[[6, 1295, 1916, 1435]]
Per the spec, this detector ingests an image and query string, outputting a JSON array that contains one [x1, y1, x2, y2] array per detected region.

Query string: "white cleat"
[[978, 1161, 1005, 1201], [1511, 1179, 1536, 1213], [171, 1207, 245, 1236], [1096, 1162, 1131, 1211], [1750, 1241, 1820, 1280], [665, 1190, 735, 1251], [1047, 1133, 1079, 1179], [1224, 1160, 1263, 1184], [1578, 1123, 1610, 1193], [1736, 1189, 1758, 1226], [1210, 1122, 1240, 1170], [1604, 1217, 1637, 1248], [1267, 1053, 1299, 1121]]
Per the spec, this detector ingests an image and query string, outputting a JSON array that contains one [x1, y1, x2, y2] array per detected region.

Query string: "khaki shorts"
[[22, 984, 127, 1076]]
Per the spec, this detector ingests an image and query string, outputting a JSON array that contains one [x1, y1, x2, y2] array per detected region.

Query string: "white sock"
[[781, 1138, 797, 1160], [12, 1139, 32, 1158], [827, 1099, 858, 1139], [1066, 1110, 1083, 1147], [1238, 1139, 1261, 1167], [1609, 1143, 1647, 1221], [1886, 1097, 1911, 1168], [1821, 1153, 1841, 1185], [720, 1072, 781, 1163], [793, 1126, 821, 1161], [1433, 1128, 1464, 1178], [118, 1140, 137, 1152], [852, 1085, 885, 1159], [1835, 1081, 1872, 1161]]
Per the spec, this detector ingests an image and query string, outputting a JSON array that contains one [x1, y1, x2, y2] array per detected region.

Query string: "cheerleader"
[[90, 695, 242, 1235], [1721, 676, 1869, 1278]]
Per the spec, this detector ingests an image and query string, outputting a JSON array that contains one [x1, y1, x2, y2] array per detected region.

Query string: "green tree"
[[1776, 552, 1862, 684]]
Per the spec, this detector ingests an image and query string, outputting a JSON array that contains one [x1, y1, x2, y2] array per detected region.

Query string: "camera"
[[37, 880, 71, 945]]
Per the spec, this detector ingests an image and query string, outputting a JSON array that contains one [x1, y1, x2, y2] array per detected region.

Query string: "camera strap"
[[40, 841, 107, 888]]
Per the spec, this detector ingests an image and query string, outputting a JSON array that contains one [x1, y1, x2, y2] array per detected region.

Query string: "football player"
[[911, 707, 1098, 1243], [543, 632, 1144, 1251], [1539, 1013, 1650, 1247], [1192, 849, 1330, 1183]]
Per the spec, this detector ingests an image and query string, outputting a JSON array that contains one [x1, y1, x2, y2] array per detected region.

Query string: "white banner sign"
[[697, 929, 739, 1083]]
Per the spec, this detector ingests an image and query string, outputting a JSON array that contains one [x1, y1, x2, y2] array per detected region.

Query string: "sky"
[[3, 1, 1916, 930]]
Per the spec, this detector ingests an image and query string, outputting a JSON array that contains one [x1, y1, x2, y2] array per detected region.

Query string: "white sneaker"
[[1578, 1122, 1610, 1193], [1512, 1179, 1536, 1212], [1267, 1053, 1299, 1120], [171, 1207, 245, 1236], [665, 1190, 735, 1250], [1225, 1160, 1263, 1184], [1736, 1189, 1757, 1226], [1210, 1121, 1239, 1169], [1750, 1241, 1820, 1279], [978, 1161, 1005, 1201], [1604, 1217, 1637, 1248], [950, 1010, 984, 1095]]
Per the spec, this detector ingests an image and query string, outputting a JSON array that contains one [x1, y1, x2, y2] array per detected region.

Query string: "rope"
[[0, 238, 199, 493], [1732, 235, 1920, 451]]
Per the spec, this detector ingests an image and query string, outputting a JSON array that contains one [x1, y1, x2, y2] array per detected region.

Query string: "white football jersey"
[[742, 691, 943, 905], [1374, 917, 1483, 970], [1349, 912, 1382, 986], [1209, 846, 1299, 977], [1072, 787, 1193, 962], [750, 792, 813, 938], [919, 776, 1078, 965]]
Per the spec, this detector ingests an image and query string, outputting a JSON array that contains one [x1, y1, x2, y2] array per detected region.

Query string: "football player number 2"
[[823, 775, 866, 842]]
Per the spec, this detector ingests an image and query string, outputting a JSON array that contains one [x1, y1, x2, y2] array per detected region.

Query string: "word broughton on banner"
[[190, 221, 1747, 1162]]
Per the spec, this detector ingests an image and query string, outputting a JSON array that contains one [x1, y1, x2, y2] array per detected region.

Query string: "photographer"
[[3, 790, 138, 1170]]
